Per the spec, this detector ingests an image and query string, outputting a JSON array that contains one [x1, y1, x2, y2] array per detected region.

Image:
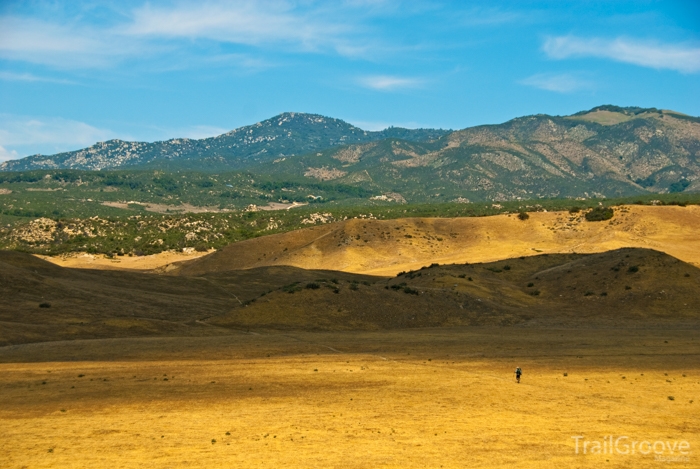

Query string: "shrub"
[[39, 302, 51, 308], [194, 244, 208, 252], [628, 266, 639, 273], [403, 287, 420, 295], [529, 290, 540, 296], [569, 207, 581, 213], [503, 265, 511, 271], [305, 283, 320, 289], [517, 211, 529, 220], [585, 206, 614, 222], [527, 282, 534, 287]]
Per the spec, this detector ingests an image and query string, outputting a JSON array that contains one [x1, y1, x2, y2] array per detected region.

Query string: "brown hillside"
[[3, 248, 698, 345], [174, 205, 700, 276], [208, 248, 700, 331]]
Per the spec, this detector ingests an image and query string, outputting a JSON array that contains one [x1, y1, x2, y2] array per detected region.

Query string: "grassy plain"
[[0, 328, 697, 469]]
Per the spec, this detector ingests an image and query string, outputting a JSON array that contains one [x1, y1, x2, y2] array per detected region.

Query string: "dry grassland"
[[35, 249, 211, 271], [1, 328, 697, 469], [34, 205, 700, 274], [176, 205, 700, 277]]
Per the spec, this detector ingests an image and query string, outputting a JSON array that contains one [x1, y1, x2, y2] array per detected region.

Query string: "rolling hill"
[[171, 205, 700, 276], [2, 246, 698, 346]]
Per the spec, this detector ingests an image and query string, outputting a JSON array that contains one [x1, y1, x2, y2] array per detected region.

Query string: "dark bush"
[[518, 211, 529, 220], [628, 266, 639, 273], [39, 302, 51, 308], [305, 282, 320, 289], [585, 206, 614, 222]]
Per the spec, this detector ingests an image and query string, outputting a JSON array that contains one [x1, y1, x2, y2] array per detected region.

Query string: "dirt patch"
[[101, 201, 232, 214], [36, 249, 212, 271], [304, 167, 347, 181]]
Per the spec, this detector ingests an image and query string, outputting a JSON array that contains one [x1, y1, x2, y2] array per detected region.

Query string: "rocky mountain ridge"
[[0, 112, 449, 172], [1, 106, 699, 201]]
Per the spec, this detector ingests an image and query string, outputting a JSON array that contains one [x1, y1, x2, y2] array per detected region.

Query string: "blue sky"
[[0, 0, 698, 160]]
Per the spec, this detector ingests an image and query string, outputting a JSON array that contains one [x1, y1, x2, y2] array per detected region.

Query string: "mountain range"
[[2, 105, 699, 201], [0, 113, 448, 172]]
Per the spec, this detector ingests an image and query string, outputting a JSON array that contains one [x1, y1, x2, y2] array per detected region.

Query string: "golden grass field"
[[37, 205, 700, 274], [174, 205, 700, 277], [0, 328, 697, 468], [1, 205, 698, 468]]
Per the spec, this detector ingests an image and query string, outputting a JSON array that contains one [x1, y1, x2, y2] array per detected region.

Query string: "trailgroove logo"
[[572, 435, 690, 461]]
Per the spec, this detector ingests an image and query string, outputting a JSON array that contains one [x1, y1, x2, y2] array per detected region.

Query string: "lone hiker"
[[514, 367, 522, 383]]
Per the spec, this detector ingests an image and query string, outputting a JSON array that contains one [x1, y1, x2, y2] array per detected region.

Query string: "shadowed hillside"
[[1, 248, 698, 346]]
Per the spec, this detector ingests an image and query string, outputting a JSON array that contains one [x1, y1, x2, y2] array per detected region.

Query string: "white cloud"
[[0, 2, 391, 69], [0, 71, 76, 84], [0, 145, 19, 162], [357, 75, 424, 91], [126, 2, 340, 47], [519, 73, 594, 93], [0, 114, 116, 157], [0, 16, 130, 68], [543, 36, 700, 73]]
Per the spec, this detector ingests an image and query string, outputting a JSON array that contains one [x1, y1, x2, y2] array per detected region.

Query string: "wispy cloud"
[[519, 73, 594, 93], [0, 16, 147, 69], [0, 71, 77, 84], [0, 114, 116, 158], [543, 36, 700, 73], [357, 75, 424, 91], [0, 2, 379, 69], [124, 2, 351, 52], [0, 145, 19, 162]]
